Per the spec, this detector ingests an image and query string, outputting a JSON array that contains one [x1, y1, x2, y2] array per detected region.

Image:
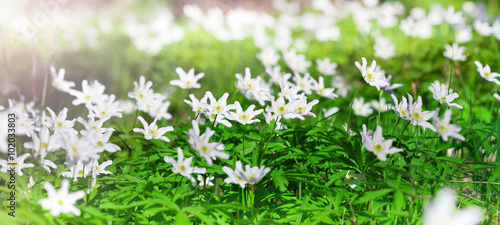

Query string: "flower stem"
[[377, 90, 383, 125], [346, 83, 365, 138], [242, 124, 246, 158], [146, 140, 152, 181], [391, 117, 401, 137], [259, 116, 279, 166]]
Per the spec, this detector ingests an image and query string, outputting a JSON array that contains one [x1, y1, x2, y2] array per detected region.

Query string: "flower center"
[[440, 97, 446, 102], [375, 144, 382, 152], [97, 141, 103, 146], [180, 166, 186, 171]]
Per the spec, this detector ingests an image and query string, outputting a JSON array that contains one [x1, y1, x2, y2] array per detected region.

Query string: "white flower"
[[38, 179, 85, 216], [374, 37, 395, 60], [128, 76, 154, 103], [381, 75, 403, 92], [352, 97, 373, 117], [443, 43, 466, 61], [46, 107, 77, 135], [474, 61, 500, 85], [295, 94, 319, 117], [223, 161, 270, 188], [227, 101, 263, 125], [283, 48, 311, 73], [68, 80, 106, 106], [266, 66, 291, 85], [494, 90, 500, 102], [256, 47, 280, 68], [197, 175, 214, 187], [169, 67, 204, 89], [186, 120, 229, 166], [355, 57, 389, 90], [61, 133, 100, 166], [164, 147, 206, 183], [50, 66, 75, 93], [292, 72, 314, 95], [323, 107, 339, 118], [222, 161, 247, 188], [422, 188, 483, 225], [361, 124, 403, 161], [455, 26, 472, 43], [407, 94, 436, 131], [204, 91, 235, 127], [0, 153, 34, 176], [316, 58, 337, 75], [235, 67, 262, 99], [444, 6, 465, 26], [331, 75, 351, 97], [371, 98, 390, 113], [184, 93, 210, 114], [433, 109, 465, 142], [86, 94, 122, 122], [430, 82, 463, 109], [391, 94, 410, 120], [133, 116, 173, 142], [266, 94, 303, 120], [312, 76, 338, 99], [237, 163, 271, 185]]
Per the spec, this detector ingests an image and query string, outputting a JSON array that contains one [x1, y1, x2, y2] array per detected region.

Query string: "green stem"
[[377, 90, 383, 125], [146, 140, 152, 181], [400, 121, 411, 140], [242, 124, 245, 158], [259, 116, 279, 166], [391, 117, 401, 137], [346, 83, 365, 138]]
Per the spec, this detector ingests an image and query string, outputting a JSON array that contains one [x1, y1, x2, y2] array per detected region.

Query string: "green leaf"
[[271, 169, 289, 192], [354, 189, 394, 204]]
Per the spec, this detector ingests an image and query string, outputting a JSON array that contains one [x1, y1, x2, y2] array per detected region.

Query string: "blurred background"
[[0, 0, 497, 120]]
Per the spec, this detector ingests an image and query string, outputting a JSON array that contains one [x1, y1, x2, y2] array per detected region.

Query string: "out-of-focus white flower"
[[257, 47, 280, 68], [197, 175, 214, 187], [292, 72, 314, 95], [473, 19, 492, 36], [352, 97, 373, 117], [323, 107, 339, 118], [61, 133, 100, 166], [266, 66, 291, 85], [316, 58, 337, 76], [361, 124, 403, 161], [430, 82, 463, 109], [133, 116, 173, 142], [312, 76, 338, 99], [283, 48, 311, 73], [444, 6, 465, 26], [381, 75, 403, 93], [428, 3, 445, 25], [38, 179, 85, 216], [355, 57, 389, 90], [164, 148, 206, 183], [433, 108, 465, 142], [474, 61, 500, 85], [170, 67, 204, 89], [444, 43, 466, 61], [374, 36, 395, 60], [235, 67, 262, 99], [331, 75, 351, 97], [422, 188, 483, 225], [50, 66, 75, 93], [343, 123, 356, 136], [455, 26, 473, 43], [371, 98, 390, 113], [0, 153, 34, 176], [68, 80, 106, 106]]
